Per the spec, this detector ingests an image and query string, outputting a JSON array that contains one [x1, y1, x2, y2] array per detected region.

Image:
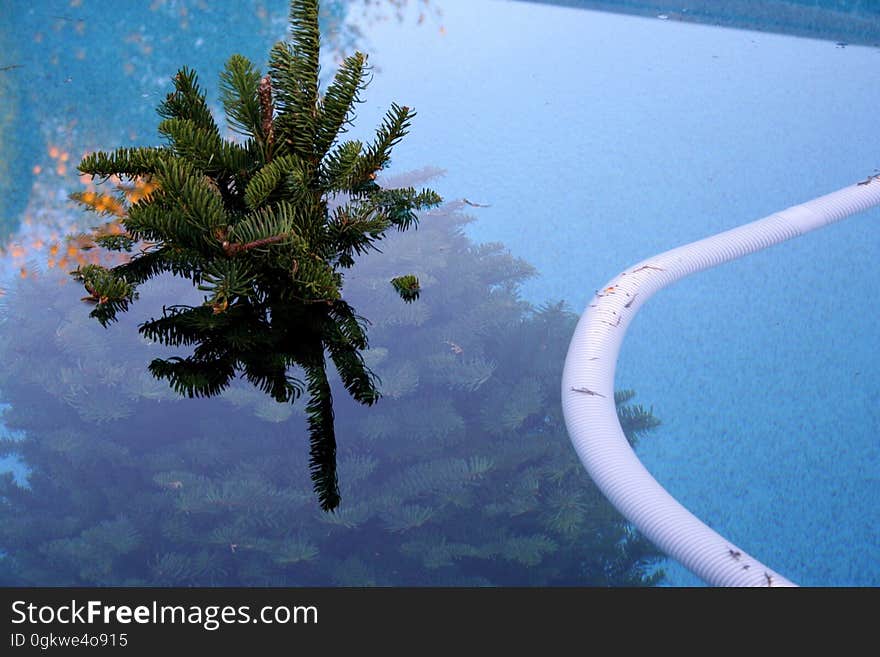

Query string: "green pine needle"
[[66, 0, 441, 512]]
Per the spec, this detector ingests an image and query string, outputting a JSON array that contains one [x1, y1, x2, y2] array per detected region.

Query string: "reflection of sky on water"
[[344, 1, 880, 585], [1, 0, 878, 585]]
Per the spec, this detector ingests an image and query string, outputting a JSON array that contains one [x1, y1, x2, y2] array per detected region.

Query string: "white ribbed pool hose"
[[561, 176, 880, 587]]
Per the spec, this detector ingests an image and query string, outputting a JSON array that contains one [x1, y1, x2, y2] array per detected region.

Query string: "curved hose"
[[561, 177, 880, 586]]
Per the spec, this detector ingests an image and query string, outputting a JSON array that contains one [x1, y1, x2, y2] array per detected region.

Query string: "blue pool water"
[[344, 0, 880, 586], [1, 0, 877, 586]]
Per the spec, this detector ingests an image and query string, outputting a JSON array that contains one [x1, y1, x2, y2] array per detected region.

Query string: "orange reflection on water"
[[1, 172, 152, 281]]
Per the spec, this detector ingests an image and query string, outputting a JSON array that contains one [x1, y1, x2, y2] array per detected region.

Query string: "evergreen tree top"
[[70, 0, 442, 511]]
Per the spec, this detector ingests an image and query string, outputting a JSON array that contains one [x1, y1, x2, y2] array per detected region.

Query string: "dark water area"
[[0, 183, 664, 586], [512, 0, 880, 46]]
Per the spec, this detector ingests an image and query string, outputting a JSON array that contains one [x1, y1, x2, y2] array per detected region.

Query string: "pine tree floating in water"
[[69, 0, 441, 511]]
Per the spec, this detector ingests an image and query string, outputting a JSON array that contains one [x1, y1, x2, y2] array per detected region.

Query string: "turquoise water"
[[1, 0, 877, 586]]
